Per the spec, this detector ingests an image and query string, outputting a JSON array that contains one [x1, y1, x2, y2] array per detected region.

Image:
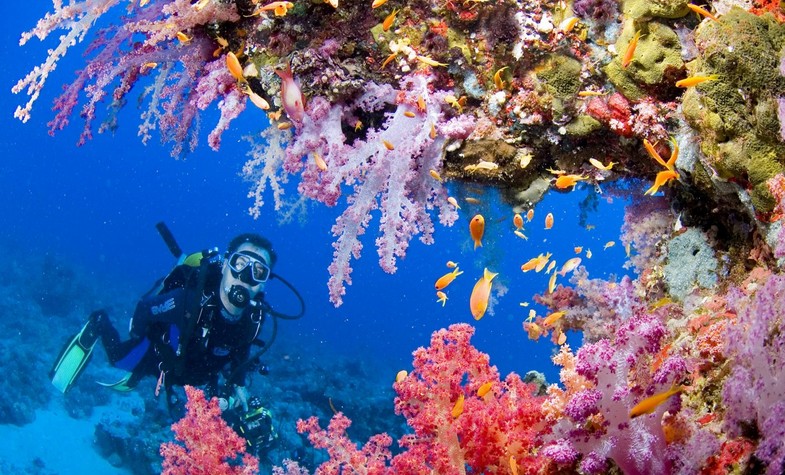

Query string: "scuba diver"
[[50, 225, 304, 457]]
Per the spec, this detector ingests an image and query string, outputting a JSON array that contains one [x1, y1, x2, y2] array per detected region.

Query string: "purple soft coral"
[[280, 74, 466, 306], [724, 274, 785, 474]]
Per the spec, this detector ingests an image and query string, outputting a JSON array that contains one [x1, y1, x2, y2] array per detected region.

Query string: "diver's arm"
[[129, 288, 187, 338]]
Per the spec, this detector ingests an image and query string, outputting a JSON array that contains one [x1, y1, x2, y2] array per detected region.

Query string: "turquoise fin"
[[50, 318, 101, 394]]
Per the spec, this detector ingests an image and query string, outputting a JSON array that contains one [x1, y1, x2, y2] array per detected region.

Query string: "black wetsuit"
[[96, 264, 264, 390]]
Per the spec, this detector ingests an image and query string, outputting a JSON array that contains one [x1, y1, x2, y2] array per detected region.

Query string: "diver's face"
[[221, 243, 272, 310]]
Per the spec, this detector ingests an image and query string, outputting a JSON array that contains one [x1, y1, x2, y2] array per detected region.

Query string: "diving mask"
[[228, 251, 271, 285]]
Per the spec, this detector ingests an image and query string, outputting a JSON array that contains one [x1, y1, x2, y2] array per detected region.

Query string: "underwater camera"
[[235, 397, 278, 454]]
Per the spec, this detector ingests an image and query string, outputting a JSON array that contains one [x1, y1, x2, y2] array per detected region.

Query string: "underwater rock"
[[681, 8, 785, 213], [607, 20, 685, 100], [663, 227, 718, 300]]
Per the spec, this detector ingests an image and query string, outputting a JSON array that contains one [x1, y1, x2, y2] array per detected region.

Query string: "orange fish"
[[477, 382, 493, 398], [395, 369, 407, 383], [547, 271, 557, 293], [275, 64, 305, 122], [447, 197, 460, 209], [622, 30, 641, 68], [675, 74, 718, 88], [382, 8, 399, 31], [436, 291, 448, 306], [470, 214, 485, 249], [513, 213, 524, 231], [544, 212, 554, 230], [686, 3, 718, 21], [446, 260, 458, 268], [554, 174, 588, 190], [629, 385, 683, 418], [225, 52, 246, 82], [645, 170, 679, 195], [542, 310, 566, 327], [574, 246, 583, 254], [558, 257, 582, 276], [557, 331, 567, 345], [451, 393, 465, 418], [435, 267, 463, 290], [313, 152, 328, 171], [604, 240, 616, 250], [470, 268, 498, 320], [526, 209, 534, 221], [259, 0, 295, 16]]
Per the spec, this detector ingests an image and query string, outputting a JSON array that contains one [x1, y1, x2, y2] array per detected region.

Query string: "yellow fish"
[[477, 382, 493, 397], [470, 268, 498, 320]]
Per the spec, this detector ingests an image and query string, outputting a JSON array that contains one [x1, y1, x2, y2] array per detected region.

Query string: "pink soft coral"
[[298, 324, 548, 474]]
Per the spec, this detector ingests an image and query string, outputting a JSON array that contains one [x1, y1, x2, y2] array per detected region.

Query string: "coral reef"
[[13, 1, 785, 474]]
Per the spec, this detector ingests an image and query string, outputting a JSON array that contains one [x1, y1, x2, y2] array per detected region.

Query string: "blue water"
[[0, 3, 631, 473]]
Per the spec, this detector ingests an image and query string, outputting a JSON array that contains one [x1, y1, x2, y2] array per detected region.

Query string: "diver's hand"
[[234, 385, 249, 412]]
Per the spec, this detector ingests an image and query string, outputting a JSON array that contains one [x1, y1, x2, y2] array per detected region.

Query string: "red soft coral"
[[160, 386, 259, 475]]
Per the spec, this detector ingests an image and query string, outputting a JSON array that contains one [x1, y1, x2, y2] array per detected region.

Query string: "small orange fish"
[[446, 261, 458, 268], [465, 197, 481, 205], [372, 0, 388, 7], [395, 370, 407, 383], [382, 139, 395, 150], [586, 249, 593, 259], [435, 267, 463, 290], [313, 152, 328, 171], [543, 310, 566, 327], [381, 52, 398, 69], [675, 74, 718, 88], [470, 268, 498, 320], [557, 331, 567, 345], [477, 382, 493, 397], [451, 393, 465, 418], [513, 213, 524, 230], [429, 123, 437, 139], [510, 456, 519, 475], [604, 240, 616, 250], [429, 169, 442, 182], [382, 8, 398, 31], [558, 16, 579, 32], [645, 170, 679, 195], [558, 257, 582, 276], [416, 95, 427, 113], [687, 3, 718, 21], [226, 52, 246, 82], [526, 209, 534, 221], [535, 252, 552, 272], [546, 260, 557, 275], [548, 271, 557, 293], [521, 253, 551, 272], [544, 212, 554, 230], [574, 246, 583, 254], [589, 158, 615, 171], [447, 197, 460, 209], [176, 31, 191, 43], [621, 30, 641, 68], [470, 214, 485, 249], [629, 385, 683, 418], [524, 321, 543, 340], [436, 291, 448, 306], [259, 0, 295, 16], [404, 110, 416, 118], [554, 174, 588, 190], [493, 66, 509, 90]]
